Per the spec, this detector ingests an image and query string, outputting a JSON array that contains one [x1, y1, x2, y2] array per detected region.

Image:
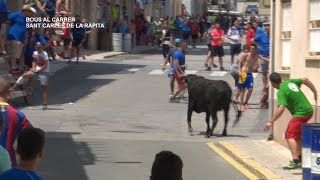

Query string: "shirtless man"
[[237, 44, 259, 109]]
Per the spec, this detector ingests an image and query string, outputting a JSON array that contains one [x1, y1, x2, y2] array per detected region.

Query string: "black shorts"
[[230, 44, 241, 56], [72, 39, 82, 47], [182, 33, 189, 40], [63, 38, 71, 46], [207, 44, 211, 50], [162, 44, 170, 58], [0, 13, 7, 25], [191, 34, 198, 40], [210, 46, 224, 57]]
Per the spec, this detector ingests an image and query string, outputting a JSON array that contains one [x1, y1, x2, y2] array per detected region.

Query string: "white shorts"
[[32, 72, 49, 85]]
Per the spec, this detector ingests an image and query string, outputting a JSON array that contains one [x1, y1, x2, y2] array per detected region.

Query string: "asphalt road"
[[16, 45, 268, 180]]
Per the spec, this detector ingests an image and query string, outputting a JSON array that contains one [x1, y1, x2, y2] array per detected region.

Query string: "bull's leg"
[[205, 111, 211, 138], [222, 107, 230, 136], [187, 106, 194, 135], [210, 111, 218, 136]]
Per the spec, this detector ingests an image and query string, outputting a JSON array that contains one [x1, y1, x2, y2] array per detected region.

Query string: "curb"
[[103, 52, 127, 59], [216, 141, 281, 180]]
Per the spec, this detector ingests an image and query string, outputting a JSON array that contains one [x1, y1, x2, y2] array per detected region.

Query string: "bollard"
[[311, 127, 320, 179], [303, 124, 313, 180]]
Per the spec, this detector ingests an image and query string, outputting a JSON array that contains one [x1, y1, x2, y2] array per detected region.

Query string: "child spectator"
[[150, 151, 183, 180], [0, 77, 32, 166], [0, 128, 45, 180], [0, 113, 10, 173]]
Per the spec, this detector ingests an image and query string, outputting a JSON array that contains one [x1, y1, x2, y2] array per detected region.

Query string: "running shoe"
[[169, 96, 180, 103], [220, 67, 226, 71], [204, 67, 211, 71], [212, 63, 218, 68], [203, 63, 208, 68], [42, 104, 48, 110], [283, 161, 301, 170]]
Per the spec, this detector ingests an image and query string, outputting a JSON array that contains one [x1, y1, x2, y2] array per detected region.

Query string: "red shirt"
[[211, 28, 224, 46], [189, 22, 199, 35], [246, 28, 256, 46], [63, 22, 71, 39]]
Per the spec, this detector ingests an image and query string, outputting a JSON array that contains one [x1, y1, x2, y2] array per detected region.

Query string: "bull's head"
[[180, 74, 203, 84]]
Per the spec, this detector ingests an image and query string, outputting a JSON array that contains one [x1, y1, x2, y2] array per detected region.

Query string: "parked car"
[[245, 5, 259, 14]]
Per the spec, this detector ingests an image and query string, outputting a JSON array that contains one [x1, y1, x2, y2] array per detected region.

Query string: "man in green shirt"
[[264, 72, 317, 169]]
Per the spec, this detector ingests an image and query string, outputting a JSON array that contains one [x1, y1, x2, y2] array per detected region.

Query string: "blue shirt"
[[174, 19, 181, 30], [25, 31, 48, 57], [254, 28, 270, 57], [7, 12, 27, 42], [0, 168, 43, 180], [171, 50, 185, 73], [182, 25, 190, 32], [0, 0, 8, 13]]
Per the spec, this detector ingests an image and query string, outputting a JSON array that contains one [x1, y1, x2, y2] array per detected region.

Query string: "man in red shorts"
[[264, 72, 317, 170]]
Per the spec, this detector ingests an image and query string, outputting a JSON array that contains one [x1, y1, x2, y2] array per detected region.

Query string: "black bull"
[[181, 74, 242, 138]]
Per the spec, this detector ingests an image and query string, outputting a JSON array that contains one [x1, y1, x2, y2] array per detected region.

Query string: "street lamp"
[[268, 0, 276, 140]]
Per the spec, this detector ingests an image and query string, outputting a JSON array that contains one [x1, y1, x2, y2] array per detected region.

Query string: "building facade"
[[182, 0, 208, 16], [272, 0, 320, 146]]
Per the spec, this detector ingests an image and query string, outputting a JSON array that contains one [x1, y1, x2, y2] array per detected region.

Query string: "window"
[[281, 2, 292, 68], [309, 0, 320, 55]]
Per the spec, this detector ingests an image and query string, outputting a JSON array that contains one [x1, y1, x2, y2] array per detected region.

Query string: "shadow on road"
[[11, 61, 146, 107], [38, 132, 94, 180]]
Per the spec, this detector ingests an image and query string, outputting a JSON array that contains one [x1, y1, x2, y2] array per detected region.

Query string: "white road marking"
[[128, 68, 140, 72], [185, 70, 198, 74], [148, 69, 165, 75], [210, 71, 228, 76]]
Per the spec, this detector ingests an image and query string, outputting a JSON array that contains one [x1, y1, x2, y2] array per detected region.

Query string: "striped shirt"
[[0, 102, 32, 167]]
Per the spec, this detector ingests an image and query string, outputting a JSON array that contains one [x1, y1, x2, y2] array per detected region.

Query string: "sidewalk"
[[211, 139, 301, 180], [85, 45, 159, 60]]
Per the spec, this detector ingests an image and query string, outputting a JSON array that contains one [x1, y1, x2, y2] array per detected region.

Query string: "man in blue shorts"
[[237, 44, 259, 109], [169, 40, 187, 103], [162, 38, 180, 96]]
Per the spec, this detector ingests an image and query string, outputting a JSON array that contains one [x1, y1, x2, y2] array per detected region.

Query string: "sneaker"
[[212, 63, 218, 68], [203, 63, 208, 68], [240, 104, 246, 110], [283, 161, 301, 170], [1, 51, 7, 55], [220, 67, 226, 71], [169, 96, 180, 103], [42, 104, 48, 110], [204, 67, 211, 71], [166, 62, 171, 66], [10, 68, 21, 74]]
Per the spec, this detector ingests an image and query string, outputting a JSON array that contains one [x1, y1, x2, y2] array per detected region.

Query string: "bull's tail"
[[231, 102, 242, 128]]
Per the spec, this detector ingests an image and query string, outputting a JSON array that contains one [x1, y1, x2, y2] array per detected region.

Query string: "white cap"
[[30, 7, 37, 14]]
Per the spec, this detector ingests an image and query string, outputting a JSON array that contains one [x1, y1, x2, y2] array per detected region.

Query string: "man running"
[[169, 40, 187, 103], [227, 20, 242, 65], [210, 22, 225, 71], [230, 45, 250, 103], [203, 23, 217, 70], [264, 73, 317, 170], [12, 42, 50, 110], [162, 38, 180, 96], [237, 44, 259, 109]]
